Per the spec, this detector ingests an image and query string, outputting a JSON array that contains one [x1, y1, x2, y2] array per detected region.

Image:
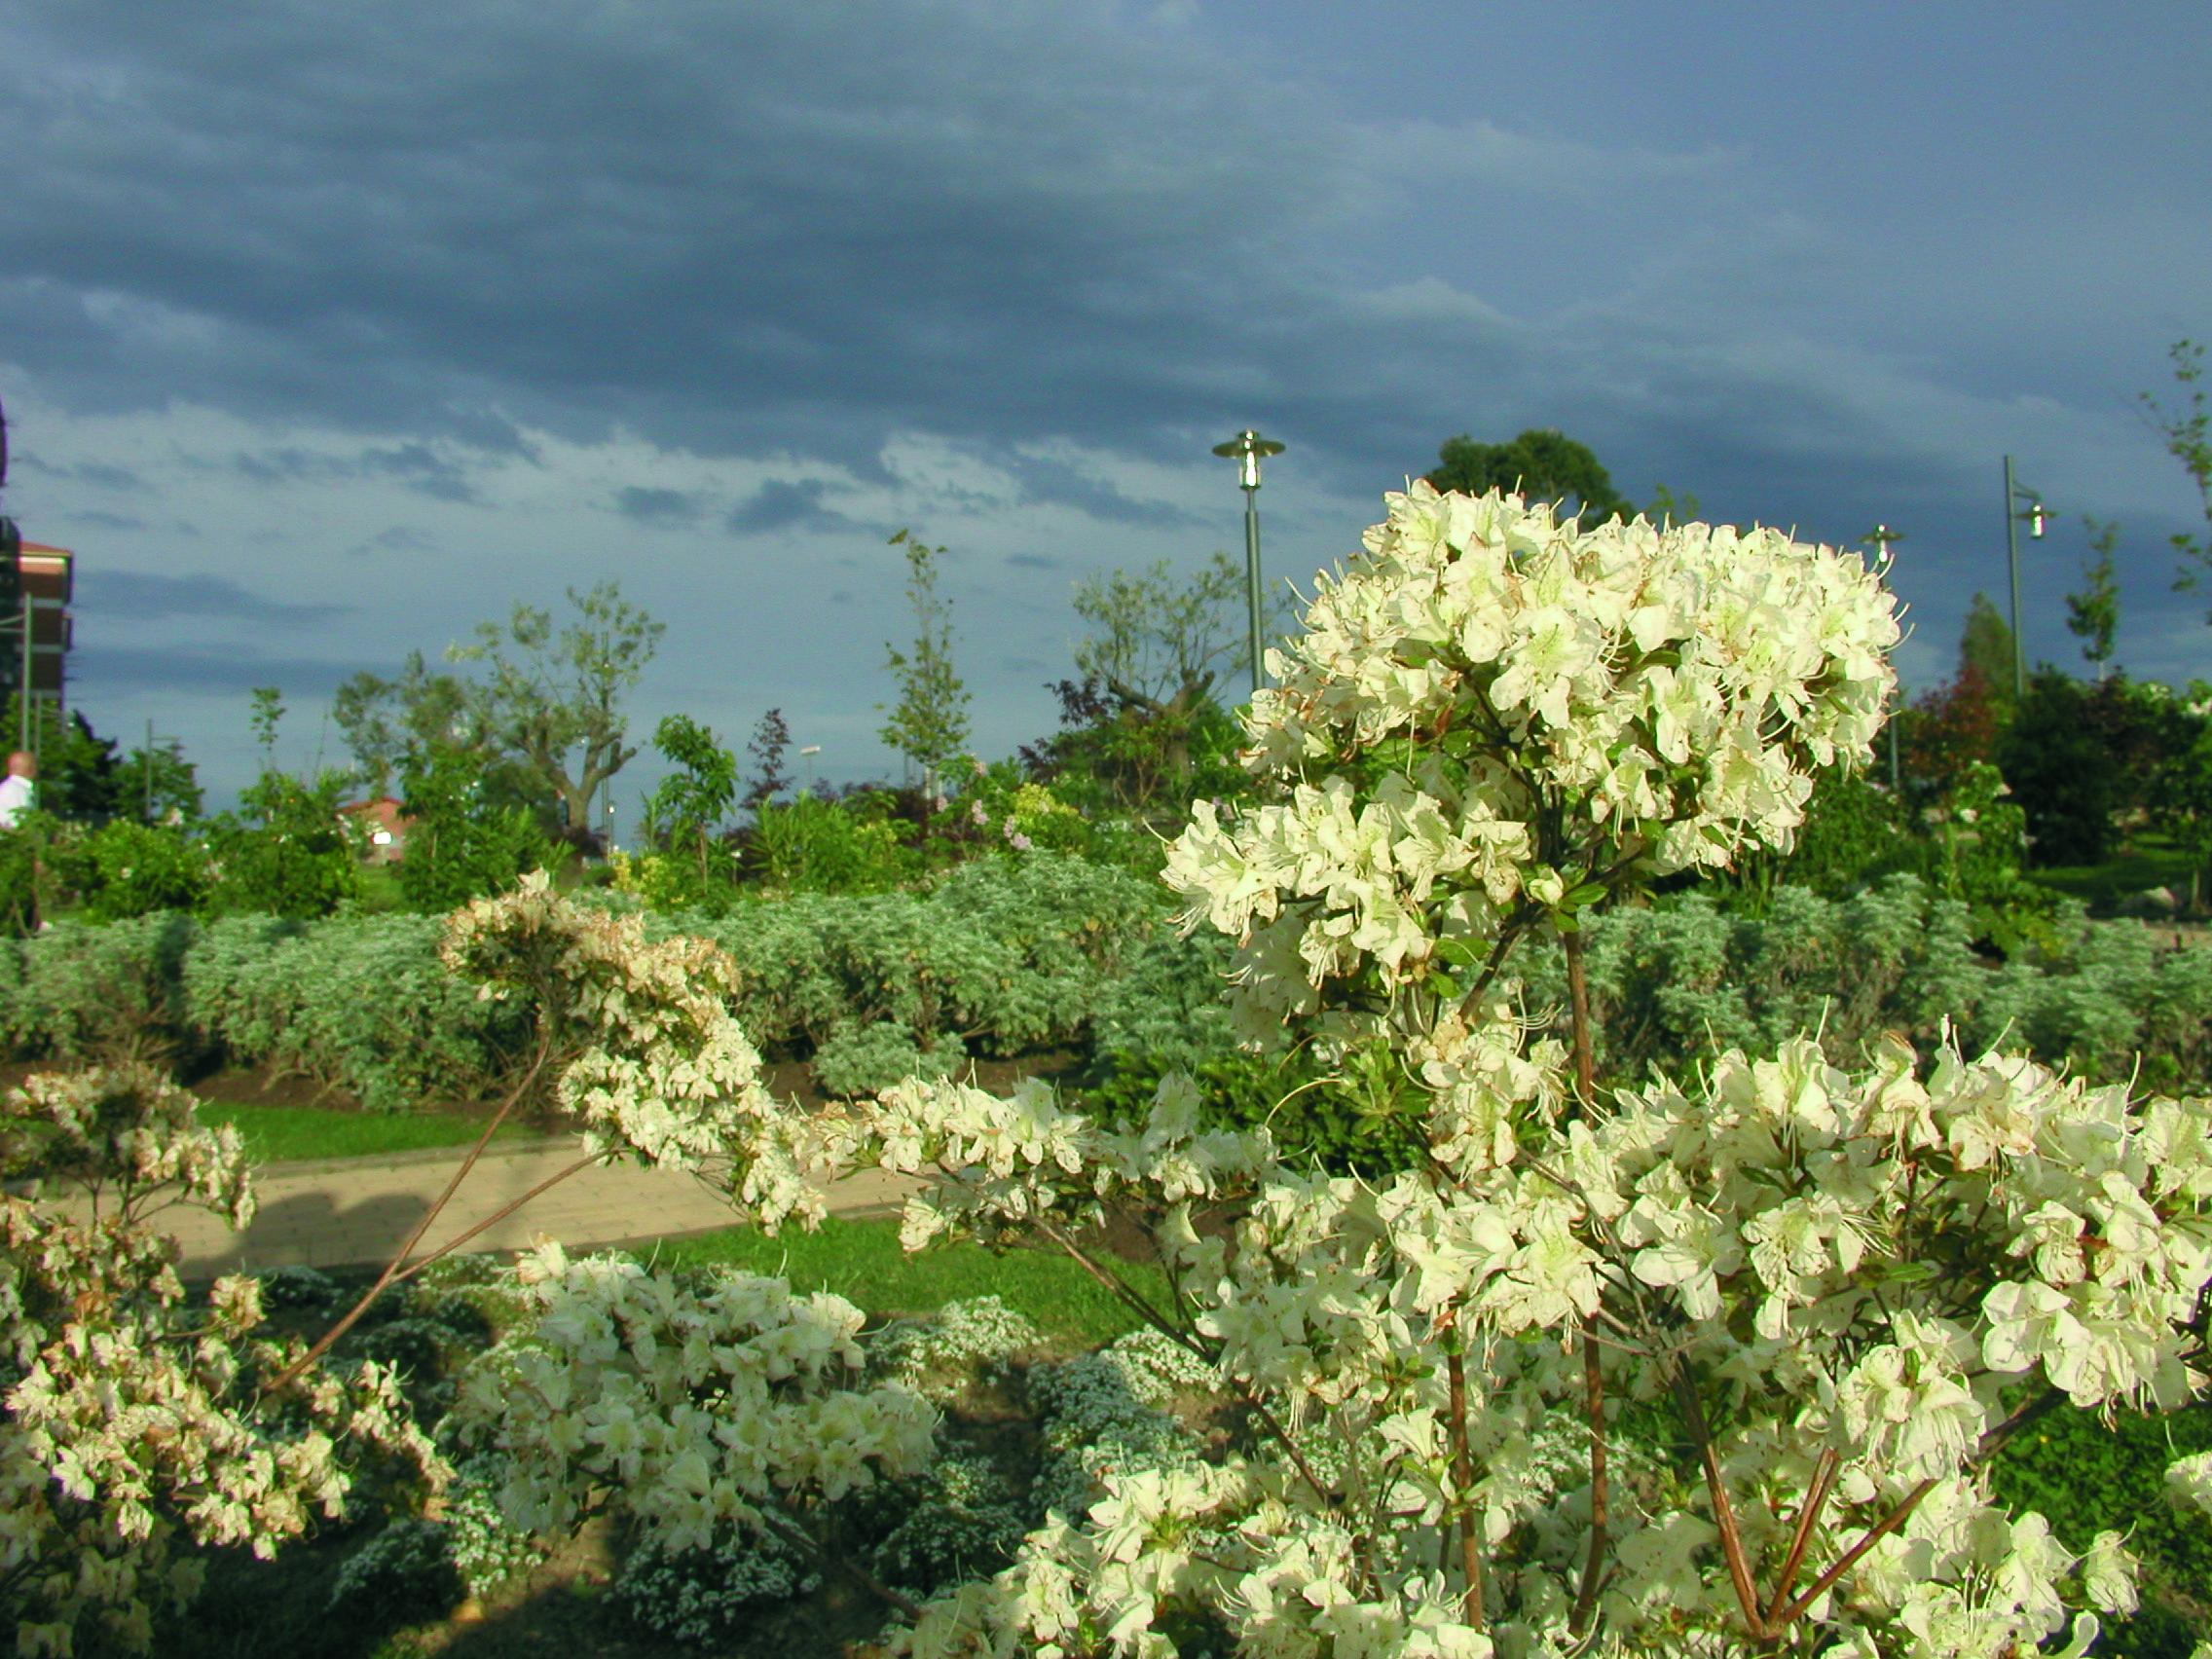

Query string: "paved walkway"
[[45, 1137, 918, 1278]]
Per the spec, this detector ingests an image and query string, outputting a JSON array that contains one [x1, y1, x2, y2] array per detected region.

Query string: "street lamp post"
[[2002, 456, 2049, 702], [1863, 524, 1904, 791], [1212, 429, 1284, 697], [798, 745, 821, 795]]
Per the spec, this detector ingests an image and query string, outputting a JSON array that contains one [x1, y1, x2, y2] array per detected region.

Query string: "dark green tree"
[[1424, 428, 1634, 524], [742, 708, 792, 813], [1958, 593, 2018, 716], [395, 742, 558, 913], [2065, 520, 2121, 679], [1999, 670, 2118, 866]]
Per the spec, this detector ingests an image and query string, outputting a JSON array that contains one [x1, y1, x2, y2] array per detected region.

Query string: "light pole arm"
[[1243, 486, 1264, 696]]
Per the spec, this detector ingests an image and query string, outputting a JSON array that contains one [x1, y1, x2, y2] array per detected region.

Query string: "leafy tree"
[[1999, 668, 2119, 866], [334, 650, 545, 826], [1423, 427, 1633, 524], [1899, 662, 2005, 808], [2144, 338, 2212, 618], [334, 651, 479, 789], [878, 532, 970, 801], [742, 707, 792, 812], [118, 739, 202, 825], [1642, 481, 1702, 525], [642, 714, 739, 897], [395, 742, 558, 913], [1033, 551, 1261, 814], [1957, 591, 2018, 713], [448, 581, 665, 845], [2065, 519, 2121, 678]]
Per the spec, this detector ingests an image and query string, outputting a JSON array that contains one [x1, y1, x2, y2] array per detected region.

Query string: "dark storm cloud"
[[726, 478, 850, 536], [230, 439, 478, 501], [613, 486, 702, 527], [16, 454, 146, 492], [76, 644, 361, 697], [0, 2, 1360, 470], [80, 569, 348, 623]]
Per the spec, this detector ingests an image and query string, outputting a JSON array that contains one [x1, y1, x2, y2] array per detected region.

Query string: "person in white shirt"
[[0, 751, 36, 829]]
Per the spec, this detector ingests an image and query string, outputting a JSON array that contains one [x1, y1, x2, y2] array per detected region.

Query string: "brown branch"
[[1772, 1477, 1933, 1628], [1563, 926, 1596, 1107], [1668, 1358, 1768, 1640], [1568, 1315, 1608, 1637], [382, 1153, 601, 1287], [1763, 1449, 1838, 1629], [262, 1028, 554, 1396], [1454, 906, 1537, 1023], [1445, 1335, 1485, 1630]]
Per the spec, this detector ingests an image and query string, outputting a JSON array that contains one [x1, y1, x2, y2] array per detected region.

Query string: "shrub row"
[[0, 854, 1178, 1110], [3, 865, 2208, 1116]]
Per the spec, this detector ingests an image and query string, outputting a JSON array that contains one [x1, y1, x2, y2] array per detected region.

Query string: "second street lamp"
[[2002, 456, 2049, 702], [1212, 428, 1284, 697]]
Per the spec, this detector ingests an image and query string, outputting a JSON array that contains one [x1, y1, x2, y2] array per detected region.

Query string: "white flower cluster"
[[449, 1246, 938, 1558], [441, 873, 821, 1228], [873, 1031, 2210, 1657], [1, 1065, 445, 1657], [1163, 485, 1899, 1025]]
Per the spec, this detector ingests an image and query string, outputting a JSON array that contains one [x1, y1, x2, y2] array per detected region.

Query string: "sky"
[[1, 0, 2207, 818]]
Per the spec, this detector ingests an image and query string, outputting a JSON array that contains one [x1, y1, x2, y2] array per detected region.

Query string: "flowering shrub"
[[377, 489, 2212, 1655], [447, 1249, 938, 1598], [0, 1064, 445, 1656]]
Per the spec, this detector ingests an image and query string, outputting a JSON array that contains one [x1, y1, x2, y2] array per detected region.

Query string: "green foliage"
[[396, 743, 559, 913], [812, 1021, 965, 1100], [747, 792, 916, 896], [1991, 1398, 2212, 1658], [179, 911, 528, 1113], [61, 820, 214, 920], [640, 714, 741, 904], [2067, 518, 2122, 674], [2002, 669, 2121, 866], [207, 769, 362, 919], [1958, 591, 2018, 711], [0, 910, 198, 1065], [0, 698, 130, 820], [1423, 427, 1633, 524], [448, 581, 664, 839], [672, 850, 1168, 1063], [878, 531, 972, 799]]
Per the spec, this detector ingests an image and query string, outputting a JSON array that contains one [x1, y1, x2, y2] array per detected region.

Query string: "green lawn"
[[196, 1100, 532, 1163], [2028, 834, 2199, 909], [650, 1215, 1166, 1348]]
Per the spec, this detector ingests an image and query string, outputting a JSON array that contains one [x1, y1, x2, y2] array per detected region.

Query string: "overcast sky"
[[2, 0, 2207, 816]]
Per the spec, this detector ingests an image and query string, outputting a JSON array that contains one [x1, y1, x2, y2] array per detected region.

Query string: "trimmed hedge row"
[[0, 854, 1177, 1110], [3, 865, 2208, 1117]]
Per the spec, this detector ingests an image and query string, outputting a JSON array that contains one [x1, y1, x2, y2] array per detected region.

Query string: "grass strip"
[[197, 1101, 529, 1164], [650, 1215, 1164, 1348]]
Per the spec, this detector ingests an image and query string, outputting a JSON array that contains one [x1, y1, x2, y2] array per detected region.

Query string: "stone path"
[[46, 1137, 917, 1278]]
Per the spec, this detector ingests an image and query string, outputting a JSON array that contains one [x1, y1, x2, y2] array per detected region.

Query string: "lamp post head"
[[2027, 500, 2049, 539], [1862, 524, 1903, 577], [1212, 428, 1284, 491]]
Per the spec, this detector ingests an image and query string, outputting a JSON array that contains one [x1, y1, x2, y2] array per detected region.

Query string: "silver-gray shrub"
[[663, 851, 1172, 1062], [180, 912, 527, 1112], [0, 911, 201, 1063]]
